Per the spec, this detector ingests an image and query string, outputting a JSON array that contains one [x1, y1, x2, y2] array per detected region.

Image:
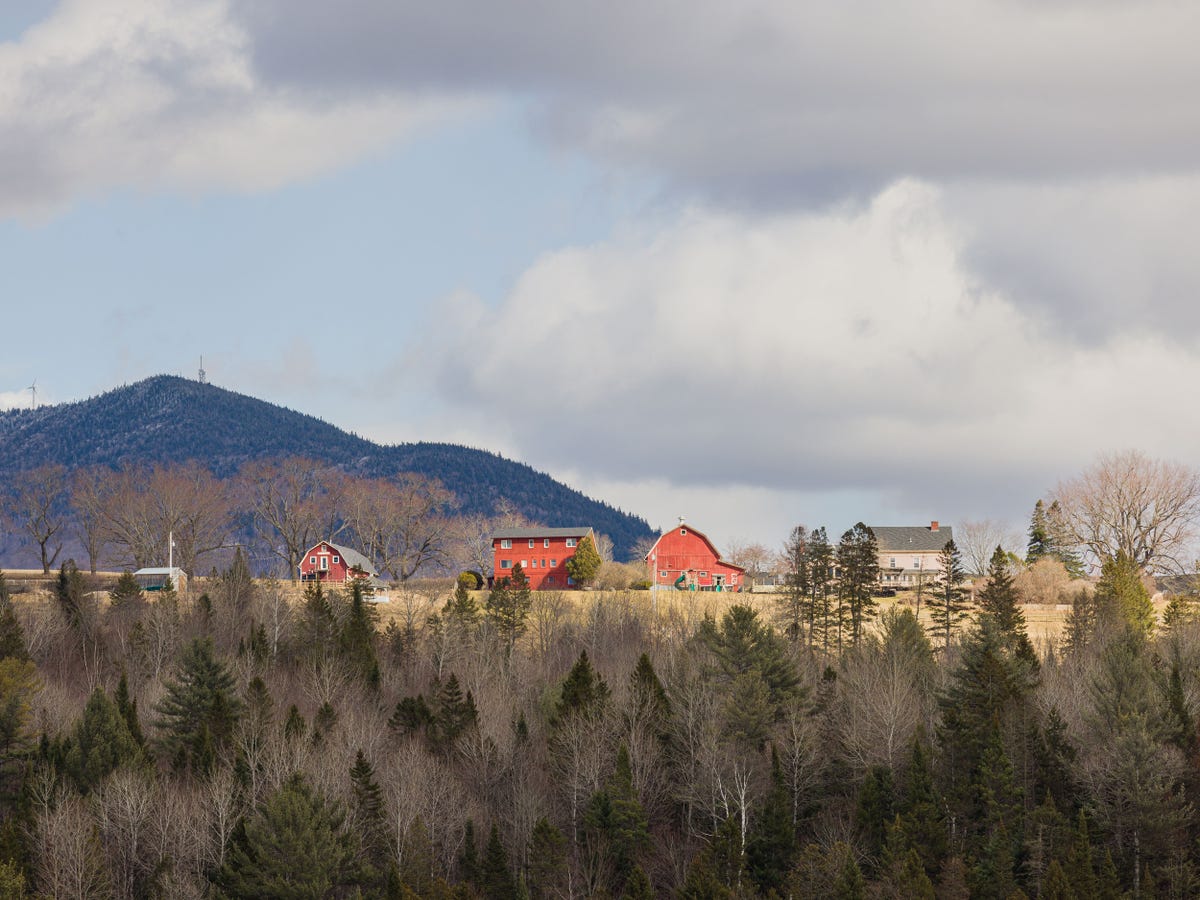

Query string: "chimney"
[[930, 520, 939, 532]]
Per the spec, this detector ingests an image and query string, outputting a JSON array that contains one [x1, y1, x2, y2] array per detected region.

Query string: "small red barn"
[[492, 527, 595, 590], [645, 522, 745, 591], [298, 540, 378, 584]]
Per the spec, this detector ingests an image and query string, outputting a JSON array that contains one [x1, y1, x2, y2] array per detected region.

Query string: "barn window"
[[319, 557, 328, 571], [700, 571, 707, 577], [309, 556, 316, 565], [660, 571, 668, 578], [680, 528, 687, 535], [547, 575, 555, 584], [501, 539, 512, 549], [332, 556, 340, 564]]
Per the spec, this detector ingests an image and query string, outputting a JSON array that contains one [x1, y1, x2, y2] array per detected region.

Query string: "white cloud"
[[422, 180, 1200, 527], [0, 0, 469, 216], [0, 391, 33, 411]]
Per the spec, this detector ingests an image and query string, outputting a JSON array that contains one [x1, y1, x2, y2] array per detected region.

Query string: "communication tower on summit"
[[198, 357, 207, 385]]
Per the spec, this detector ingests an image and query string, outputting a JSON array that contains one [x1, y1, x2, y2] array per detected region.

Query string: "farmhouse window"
[[541, 559, 547, 567], [544, 538, 550, 548], [547, 575, 555, 584], [500, 560, 512, 569], [529, 539, 535, 548], [501, 539, 512, 549], [914, 558, 921, 569], [889, 557, 896, 568], [681, 528, 687, 535], [551, 559, 557, 567], [565, 538, 577, 547], [700, 571, 707, 577]]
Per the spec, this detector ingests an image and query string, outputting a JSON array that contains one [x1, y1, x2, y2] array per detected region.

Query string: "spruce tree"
[[218, 774, 358, 898], [927, 539, 970, 651], [0, 598, 29, 663], [153, 638, 242, 773], [746, 748, 796, 893], [1094, 550, 1154, 638], [480, 823, 517, 900], [67, 686, 141, 793], [836, 523, 879, 647], [898, 735, 946, 876], [554, 651, 610, 725], [486, 564, 532, 654], [527, 818, 567, 900], [114, 670, 145, 747], [339, 580, 380, 687], [350, 749, 389, 878]]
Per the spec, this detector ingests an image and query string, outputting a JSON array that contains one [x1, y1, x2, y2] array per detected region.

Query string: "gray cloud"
[[236, 0, 1200, 194]]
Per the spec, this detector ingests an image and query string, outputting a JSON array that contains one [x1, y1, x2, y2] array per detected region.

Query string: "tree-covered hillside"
[[0, 376, 653, 557]]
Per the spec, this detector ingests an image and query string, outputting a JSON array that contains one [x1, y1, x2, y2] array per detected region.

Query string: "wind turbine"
[[28, 379, 36, 410]]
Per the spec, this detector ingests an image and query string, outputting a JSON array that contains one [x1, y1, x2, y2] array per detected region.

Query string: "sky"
[[3, 0, 1200, 556]]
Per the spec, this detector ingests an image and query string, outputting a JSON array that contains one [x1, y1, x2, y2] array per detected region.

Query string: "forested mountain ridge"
[[0, 375, 654, 556]]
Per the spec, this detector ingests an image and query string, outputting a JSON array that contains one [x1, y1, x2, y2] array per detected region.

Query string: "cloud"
[[235, 0, 1200, 199], [0, 0, 468, 217], [421, 179, 1200, 522], [0, 391, 33, 412]]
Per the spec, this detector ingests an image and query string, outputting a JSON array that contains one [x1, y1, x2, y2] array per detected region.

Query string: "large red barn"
[[298, 540, 378, 584], [492, 527, 595, 590], [645, 521, 745, 591]]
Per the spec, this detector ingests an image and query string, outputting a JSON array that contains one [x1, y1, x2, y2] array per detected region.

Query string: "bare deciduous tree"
[[956, 518, 1021, 577], [7, 464, 69, 574], [1052, 450, 1200, 573], [239, 458, 347, 579], [342, 474, 458, 581]]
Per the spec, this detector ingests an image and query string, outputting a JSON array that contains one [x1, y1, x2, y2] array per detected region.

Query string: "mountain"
[[0, 376, 655, 558]]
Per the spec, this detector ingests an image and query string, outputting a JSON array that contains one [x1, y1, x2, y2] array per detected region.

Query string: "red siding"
[[493, 534, 586, 590], [646, 525, 744, 591], [299, 543, 357, 584]]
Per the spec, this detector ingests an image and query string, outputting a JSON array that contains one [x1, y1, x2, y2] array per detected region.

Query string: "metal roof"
[[872, 525, 955, 553], [304, 541, 378, 576], [493, 526, 594, 540]]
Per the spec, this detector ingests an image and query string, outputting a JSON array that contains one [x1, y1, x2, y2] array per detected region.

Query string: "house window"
[[889, 557, 896, 569], [547, 575, 555, 584], [700, 571, 707, 577], [542, 559, 547, 568], [550, 559, 557, 567], [500, 539, 512, 549], [521, 560, 528, 568], [544, 538, 550, 548], [529, 539, 535, 548], [565, 538, 577, 547], [914, 558, 921, 569], [730, 574, 737, 583], [501, 560, 512, 569], [332, 555, 340, 564]]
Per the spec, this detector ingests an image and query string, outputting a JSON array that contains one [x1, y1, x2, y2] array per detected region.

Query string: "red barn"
[[645, 521, 745, 591], [492, 527, 595, 590], [298, 540, 378, 584]]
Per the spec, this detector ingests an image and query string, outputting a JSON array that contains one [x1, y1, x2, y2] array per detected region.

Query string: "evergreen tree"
[[565, 534, 602, 587], [480, 823, 517, 900], [297, 580, 337, 662], [554, 651, 610, 725], [430, 674, 478, 751], [779, 525, 812, 643], [1026, 500, 1052, 566], [898, 734, 946, 876], [1094, 550, 1155, 638], [855, 765, 895, 864], [621, 865, 654, 900], [836, 523, 879, 647], [1040, 859, 1075, 900], [0, 597, 29, 663], [153, 638, 242, 773], [67, 686, 141, 793], [486, 564, 532, 653], [107, 571, 144, 611], [977, 546, 1035, 662], [218, 774, 358, 898], [746, 748, 795, 893], [582, 744, 649, 890], [927, 539, 970, 651], [1026, 500, 1085, 578], [113, 670, 145, 747], [350, 749, 389, 879], [695, 605, 801, 708], [626, 653, 671, 740], [0, 572, 8, 606], [459, 820, 480, 885], [875, 818, 936, 899], [526, 818, 567, 900], [339, 580, 380, 687]]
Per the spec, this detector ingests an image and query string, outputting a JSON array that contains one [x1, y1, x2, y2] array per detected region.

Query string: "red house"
[[298, 540, 378, 584], [492, 527, 595, 590], [645, 521, 745, 591]]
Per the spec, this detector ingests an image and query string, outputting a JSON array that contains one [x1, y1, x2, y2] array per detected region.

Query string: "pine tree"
[[107, 571, 144, 611], [977, 546, 1035, 662], [152, 638, 242, 773], [486, 564, 532, 653], [339, 580, 380, 687], [526, 818, 567, 900], [218, 774, 358, 898], [113, 670, 145, 747], [621, 865, 654, 900], [1027, 500, 1052, 565], [554, 651, 610, 725], [480, 823, 517, 900], [584, 745, 649, 883], [836, 523, 879, 647], [746, 748, 795, 893], [875, 818, 936, 899], [927, 539, 970, 651]]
